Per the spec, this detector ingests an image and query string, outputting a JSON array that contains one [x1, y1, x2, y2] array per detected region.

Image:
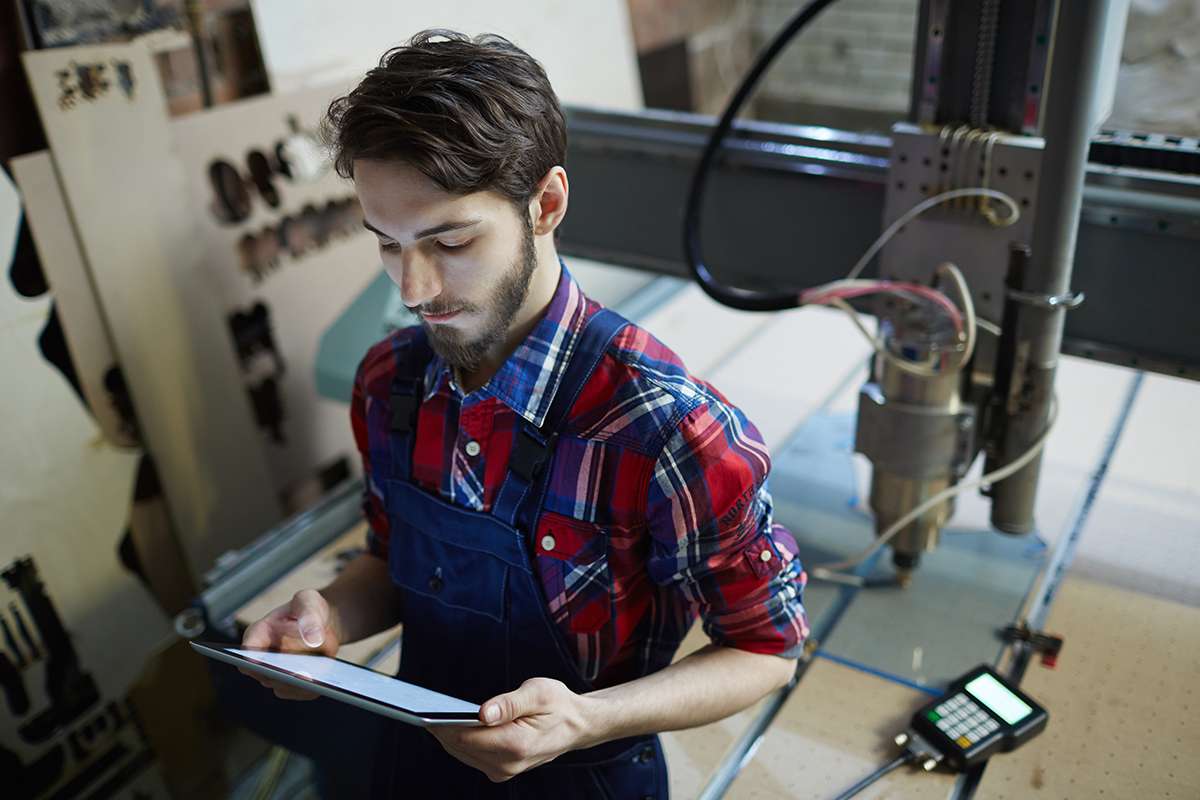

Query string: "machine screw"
[[894, 733, 909, 747], [923, 758, 938, 772]]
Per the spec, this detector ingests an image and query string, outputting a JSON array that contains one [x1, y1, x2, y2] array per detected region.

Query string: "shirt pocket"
[[534, 512, 613, 634], [743, 532, 783, 580]]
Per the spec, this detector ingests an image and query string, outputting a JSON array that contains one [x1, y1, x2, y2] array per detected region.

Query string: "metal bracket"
[[1005, 288, 1085, 310]]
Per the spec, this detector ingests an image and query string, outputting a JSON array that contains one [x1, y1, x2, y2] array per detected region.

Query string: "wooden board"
[[663, 622, 956, 799], [0, 131, 174, 800], [22, 39, 282, 581], [979, 576, 1200, 800], [9, 151, 133, 448], [168, 82, 386, 510]]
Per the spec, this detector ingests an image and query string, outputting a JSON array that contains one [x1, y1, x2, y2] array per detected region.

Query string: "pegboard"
[[978, 576, 1200, 799]]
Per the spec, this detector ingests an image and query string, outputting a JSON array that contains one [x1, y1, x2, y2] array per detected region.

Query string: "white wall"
[[250, 0, 644, 110]]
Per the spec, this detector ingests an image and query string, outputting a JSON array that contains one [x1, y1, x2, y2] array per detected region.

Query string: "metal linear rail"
[[559, 107, 1200, 381]]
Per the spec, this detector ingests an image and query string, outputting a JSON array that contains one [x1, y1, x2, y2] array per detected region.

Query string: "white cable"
[[845, 188, 1020, 283], [977, 318, 1002, 336], [810, 395, 1059, 585], [936, 262, 975, 368]]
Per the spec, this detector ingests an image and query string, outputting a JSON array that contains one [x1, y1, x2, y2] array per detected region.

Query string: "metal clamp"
[[1005, 288, 1085, 310]]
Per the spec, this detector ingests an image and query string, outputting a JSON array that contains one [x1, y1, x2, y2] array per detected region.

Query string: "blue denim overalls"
[[369, 308, 669, 799]]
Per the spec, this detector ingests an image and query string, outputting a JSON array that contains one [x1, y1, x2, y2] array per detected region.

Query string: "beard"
[[422, 216, 538, 374]]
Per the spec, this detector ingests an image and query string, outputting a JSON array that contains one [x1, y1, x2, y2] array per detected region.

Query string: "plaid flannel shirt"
[[352, 264, 809, 687]]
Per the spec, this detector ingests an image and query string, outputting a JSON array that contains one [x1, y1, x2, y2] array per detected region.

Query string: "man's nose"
[[390, 250, 442, 309]]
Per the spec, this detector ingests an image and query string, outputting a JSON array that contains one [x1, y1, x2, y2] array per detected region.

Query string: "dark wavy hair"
[[323, 29, 567, 209]]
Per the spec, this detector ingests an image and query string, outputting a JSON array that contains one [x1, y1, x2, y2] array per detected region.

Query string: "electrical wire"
[[683, 0, 842, 311], [937, 262, 976, 368], [810, 263, 975, 380], [810, 395, 1059, 585], [844, 188, 1019, 283], [831, 751, 918, 800], [799, 279, 965, 332], [825, 297, 945, 378]]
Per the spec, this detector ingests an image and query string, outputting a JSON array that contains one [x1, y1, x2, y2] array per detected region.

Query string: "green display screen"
[[965, 673, 1033, 724]]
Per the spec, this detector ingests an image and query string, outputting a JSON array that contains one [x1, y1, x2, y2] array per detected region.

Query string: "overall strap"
[[387, 328, 435, 483], [492, 308, 629, 531]]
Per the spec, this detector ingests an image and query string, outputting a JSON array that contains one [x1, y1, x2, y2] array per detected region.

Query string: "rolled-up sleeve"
[[645, 401, 810, 657]]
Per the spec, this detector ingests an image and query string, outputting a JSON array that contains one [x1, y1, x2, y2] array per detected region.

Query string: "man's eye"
[[437, 239, 471, 251], [378, 240, 399, 251]]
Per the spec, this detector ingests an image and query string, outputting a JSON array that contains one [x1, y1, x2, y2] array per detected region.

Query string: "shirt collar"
[[423, 260, 590, 428]]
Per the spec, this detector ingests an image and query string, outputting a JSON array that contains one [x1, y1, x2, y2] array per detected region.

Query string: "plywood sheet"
[[251, 0, 644, 112], [9, 151, 132, 448], [979, 576, 1200, 799], [168, 82, 386, 508], [22, 40, 282, 579], [1, 141, 173, 800], [663, 626, 957, 799]]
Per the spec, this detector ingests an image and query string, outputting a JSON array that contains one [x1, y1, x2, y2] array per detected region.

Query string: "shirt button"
[[760, 549, 773, 562], [465, 440, 481, 457], [541, 535, 556, 552]]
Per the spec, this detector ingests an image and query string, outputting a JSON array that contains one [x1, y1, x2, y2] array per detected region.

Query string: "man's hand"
[[428, 678, 593, 783], [238, 588, 342, 700]]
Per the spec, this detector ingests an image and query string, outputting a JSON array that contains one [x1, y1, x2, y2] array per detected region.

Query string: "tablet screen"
[[226, 646, 480, 719]]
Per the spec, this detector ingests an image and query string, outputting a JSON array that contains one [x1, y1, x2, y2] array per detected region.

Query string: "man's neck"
[[457, 247, 562, 393]]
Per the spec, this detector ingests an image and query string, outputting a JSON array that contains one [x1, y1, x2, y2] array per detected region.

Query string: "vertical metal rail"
[[988, 0, 1109, 532]]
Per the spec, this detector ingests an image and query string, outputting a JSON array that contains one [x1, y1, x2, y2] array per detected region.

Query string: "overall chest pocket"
[[388, 525, 508, 623], [534, 512, 613, 634]]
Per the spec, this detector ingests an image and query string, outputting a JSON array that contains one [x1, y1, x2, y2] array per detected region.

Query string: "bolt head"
[[923, 758, 938, 772], [894, 733, 909, 746]]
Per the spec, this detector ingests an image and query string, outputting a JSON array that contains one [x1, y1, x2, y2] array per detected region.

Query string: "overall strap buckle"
[[390, 380, 423, 434], [510, 427, 556, 483]]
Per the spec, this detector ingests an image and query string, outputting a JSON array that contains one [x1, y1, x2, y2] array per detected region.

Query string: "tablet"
[[191, 641, 482, 727]]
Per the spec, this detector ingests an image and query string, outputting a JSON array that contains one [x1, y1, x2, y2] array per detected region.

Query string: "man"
[[241, 29, 809, 798]]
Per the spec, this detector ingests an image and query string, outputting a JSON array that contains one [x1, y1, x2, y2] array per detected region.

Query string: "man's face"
[[354, 159, 538, 372]]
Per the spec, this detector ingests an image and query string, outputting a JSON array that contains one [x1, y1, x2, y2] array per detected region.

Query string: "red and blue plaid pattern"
[[352, 265, 809, 687]]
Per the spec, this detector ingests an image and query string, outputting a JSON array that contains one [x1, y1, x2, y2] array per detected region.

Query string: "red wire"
[[800, 282, 964, 334]]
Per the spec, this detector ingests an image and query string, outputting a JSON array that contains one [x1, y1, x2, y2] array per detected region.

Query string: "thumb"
[[289, 589, 327, 648], [480, 679, 546, 726]]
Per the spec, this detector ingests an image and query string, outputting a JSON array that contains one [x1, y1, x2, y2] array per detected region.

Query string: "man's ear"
[[529, 166, 568, 237]]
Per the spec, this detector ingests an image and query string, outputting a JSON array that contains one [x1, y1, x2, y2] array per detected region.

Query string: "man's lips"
[[420, 308, 462, 323]]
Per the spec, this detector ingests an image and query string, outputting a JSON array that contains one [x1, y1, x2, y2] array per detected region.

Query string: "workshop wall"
[[249, 0, 644, 110]]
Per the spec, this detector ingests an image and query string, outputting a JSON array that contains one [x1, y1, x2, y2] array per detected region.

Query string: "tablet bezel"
[[191, 640, 482, 727]]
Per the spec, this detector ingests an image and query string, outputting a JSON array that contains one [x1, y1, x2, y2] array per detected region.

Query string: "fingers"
[[289, 589, 329, 649], [241, 614, 285, 651], [428, 729, 507, 783]]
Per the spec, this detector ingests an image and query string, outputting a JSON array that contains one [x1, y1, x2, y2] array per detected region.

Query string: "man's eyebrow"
[[361, 218, 482, 240]]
